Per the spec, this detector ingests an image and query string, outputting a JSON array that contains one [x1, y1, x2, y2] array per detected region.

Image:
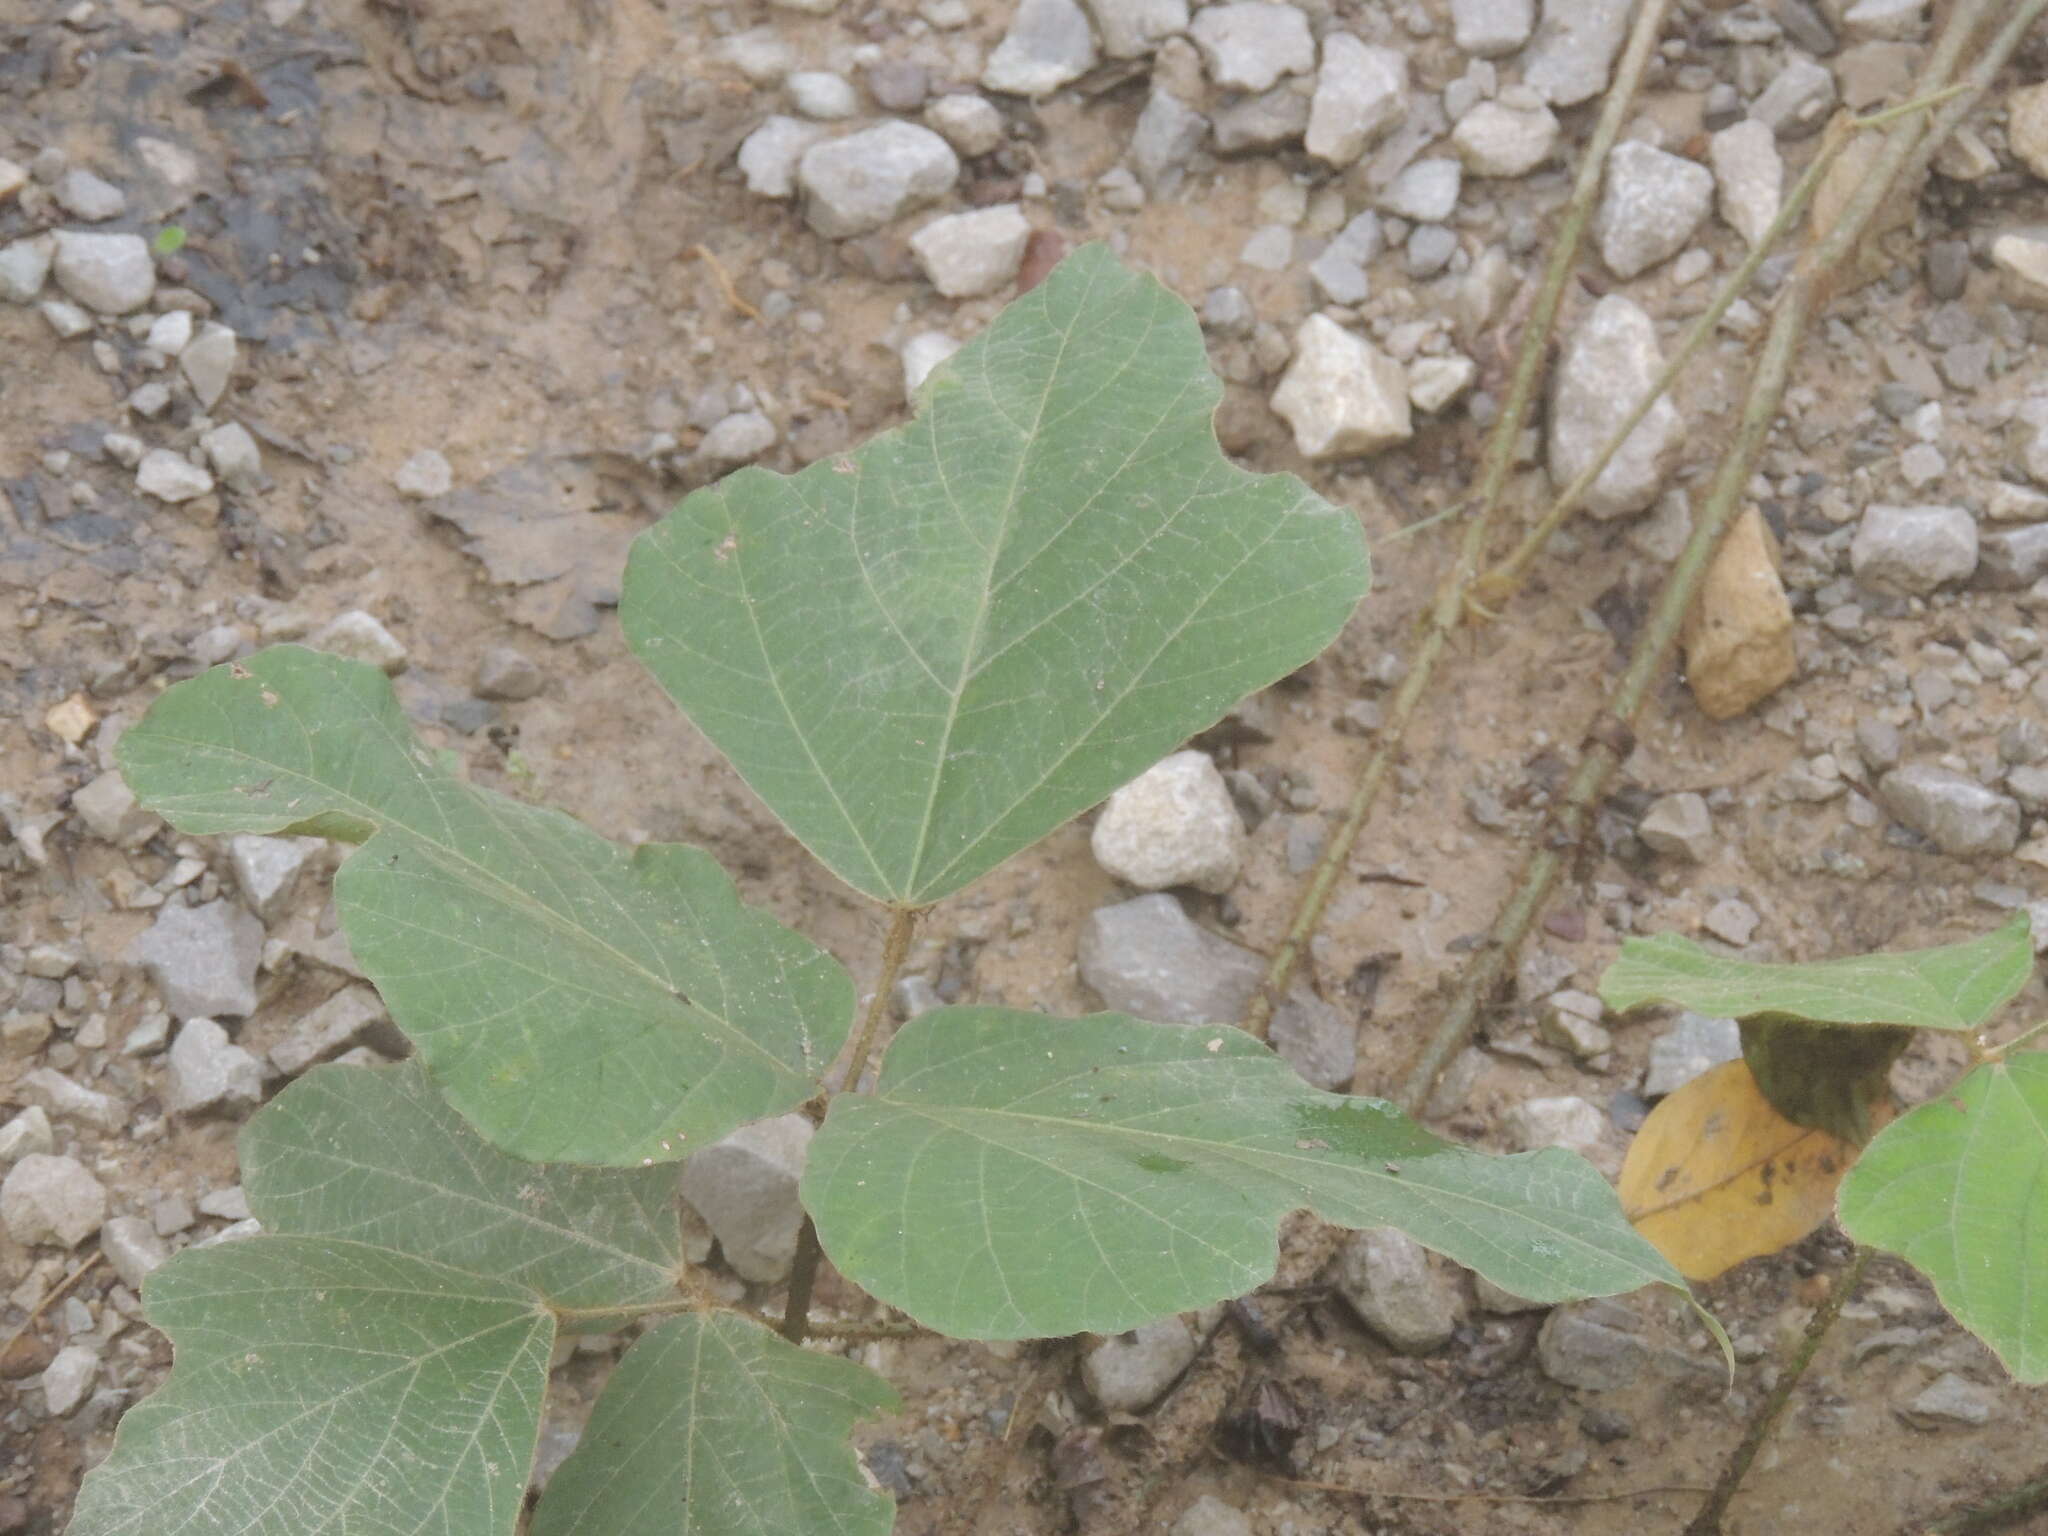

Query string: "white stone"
[[0, 156, 24, 201], [131, 900, 265, 1019], [1992, 233, 2048, 307], [1091, 751, 1244, 894], [1271, 314, 1412, 460], [394, 447, 452, 499], [0, 1107, 56, 1165], [901, 331, 962, 397], [165, 1018, 265, 1115], [1083, 0, 1188, 58], [200, 422, 262, 491], [229, 834, 318, 923], [41, 1344, 100, 1416], [1595, 141, 1715, 279], [787, 70, 859, 120], [1548, 294, 1684, 518], [1638, 791, 1713, 860], [1172, 1496, 1254, 1536], [716, 26, 793, 85], [56, 168, 126, 221], [1082, 1315, 1199, 1410], [798, 121, 959, 238], [42, 298, 91, 338], [1378, 157, 1461, 222], [20, 1069, 126, 1134], [982, 0, 1098, 97], [1238, 223, 1292, 271], [52, 231, 154, 313], [1878, 765, 2020, 859], [1751, 56, 1836, 137], [1709, 120, 1782, 248], [313, 609, 409, 673], [737, 116, 831, 200], [1506, 1095, 1610, 1160], [679, 1114, 813, 1283], [136, 448, 215, 504], [2010, 83, 2048, 183], [1, 1154, 107, 1247], [1189, 2, 1314, 92], [1305, 35, 1407, 168], [1452, 95, 1559, 178], [1336, 1227, 1462, 1353], [698, 410, 776, 466], [146, 308, 193, 355], [910, 204, 1031, 297], [1407, 355, 1475, 413], [180, 321, 238, 408], [101, 1215, 170, 1289], [0, 234, 54, 303], [926, 94, 1006, 157], [1451, 0, 1534, 57], [1851, 504, 1978, 594], [1843, 0, 1927, 42], [72, 770, 160, 847], [1523, 0, 1631, 106]]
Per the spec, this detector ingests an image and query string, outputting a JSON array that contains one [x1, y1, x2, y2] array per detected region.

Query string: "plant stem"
[[1683, 1246, 1872, 1536], [783, 904, 922, 1343], [1396, 0, 2001, 1114], [1988, 1017, 2048, 1058], [1240, 0, 1674, 1044], [1914, 1462, 2048, 1536]]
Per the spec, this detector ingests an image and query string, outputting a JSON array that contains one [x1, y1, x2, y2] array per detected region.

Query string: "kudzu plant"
[[1602, 914, 2048, 1382], [74, 247, 1693, 1535]]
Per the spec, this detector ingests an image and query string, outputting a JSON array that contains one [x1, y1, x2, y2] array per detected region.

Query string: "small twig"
[[1911, 1462, 2048, 1536], [1268, 1467, 1712, 1506], [689, 243, 762, 321], [16, 1251, 104, 1330], [1684, 1246, 1872, 1536]]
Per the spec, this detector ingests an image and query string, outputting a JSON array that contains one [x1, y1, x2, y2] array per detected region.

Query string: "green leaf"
[[116, 646, 855, 1165], [804, 1008, 1684, 1339], [1838, 1054, 2048, 1382], [69, 1237, 550, 1536], [1600, 914, 2033, 1033], [242, 1062, 690, 1316], [531, 1313, 899, 1536], [623, 244, 1370, 907]]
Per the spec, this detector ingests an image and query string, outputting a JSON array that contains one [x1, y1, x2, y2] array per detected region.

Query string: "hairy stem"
[[1915, 1462, 2048, 1536], [1240, 0, 1674, 1044], [1683, 1247, 1872, 1536]]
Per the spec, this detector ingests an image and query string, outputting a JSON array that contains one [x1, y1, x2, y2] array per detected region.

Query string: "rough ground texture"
[[5, 0, 2048, 1533]]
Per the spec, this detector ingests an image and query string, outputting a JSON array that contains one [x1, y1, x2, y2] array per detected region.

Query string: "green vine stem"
[[1395, 0, 2018, 1114], [1240, 0, 1675, 1048]]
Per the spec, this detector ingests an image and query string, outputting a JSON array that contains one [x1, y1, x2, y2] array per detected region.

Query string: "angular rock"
[[56, 169, 126, 221], [1850, 504, 1977, 595], [679, 1113, 812, 1283], [1407, 355, 1476, 413], [475, 645, 544, 700], [1189, 2, 1314, 92], [698, 410, 776, 466], [1643, 1011, 1741, 1097], [1091, 750, 1244, 894], [1082, 1315, 1198, 1410], [131, 900, 265, 1020], [1877, 766, 2021, 859], [0, 234, 53, 303], [787, 71, 859, 121], [394, 448, 453, 499], [1, 1154, 107, 1247], [1548, 294, 1684, 518], [1336, 1227, 1463, 1353], [0, 1106, 56, 1165], [737, 116, 830, 200], [269, 984, 404, 1077], [1266, 990, 1355, 1091], [100, 1215, 170, 1290], [200, 422, 263, 491], [1378, 157, 1461, 222], [20, 1069, 126, 1134], [166, 1018, 266, 1115], [901, 331, 962, 396], [1084, 0, 1189, 58], [2011, 82, 2048, 183], [1681, 506, 1796, 720], [41, 1343, 100, 1416], [1975, 525, 2048, 591], [982, 0, 1097, 97], [1709, 120, 1783, 249], [1506, 1095, 1609, 1160], [798, 122, 959, 238], [1595, 141, 1715, 280], [1172, 1496, 1255, 1536], [1638, 791, 1713, 861], [51, 231, 154, 314], [71, 771, 161, 848], [926, 94, 1006, 157], [1899, 1370, 1997, 1428], [179, 322, 238, 409], [136, 449, 215, 504], [1452, 92, 1559, 178], [1539, 1301, 1647, 1391], [228, 834, 318, 924], [1752, 56, 1837, 138], [313, 609, 409, 674], [1270, 314, 1411, 460], [1523, 0, 1631, 106], [910, 203, 1031, 297], [1305, 35, 1406, 168], [1130, 88, 1209, 194], [1452, 0, 1534, 57], [1211, 83, 1310, 152], [1539, 990, 1613, 1058]]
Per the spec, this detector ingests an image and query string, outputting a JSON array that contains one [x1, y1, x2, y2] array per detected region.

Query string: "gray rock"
[[1, 1154, 107, 1246], [72, 771, 161, 848], [1976, 526, 2048, 590], [1538, 1301, 1646, 1391], [1378, 157, 1461, 222], [1709, 120, 1783, 249], [1130, 88, 1209, 194], [51, 231, 154, 313], [1084, 0, 1188, 58], [43, 297, 93, 338], [1452, 93, 1560, 178], [982, 0, 1097, 97], [313, 609, 409, 674], [131, 900, 264, 1019], [1595, 141, 1715, 280], [1305, 35, 1406, 168], [799, 122, 959, 239], [1211, 83, 1311, 152], [269, 984, 403, 1076], [229, 834, 319, 923], [679, 1113, 812, 1282], [1851, 504, 1977, 594], [200, 422, 263, 491], [20, 1069, 127, 1134], [1082, 1315, 1198, 1410], [1172, 1495, 1255, 1536], [56, 169, 126, 221], [787, 70, 859, 120], [1751, 55, 1837, 137], [1267, 991, 1355, 1090], [1506, 1096, 1610, 1161], [136, 449, 216, 504], [1548, 294, 1684, 518], [1523, 0, 1631, 106], [1878, 766, 2021, 858], [476, 645, 545, 700], [41, 1343, 100, 1416], [1091, 751, 1244, 894], [698, 410, 777, 466], [901, 332, 962, 396], [198, 1185, 252, 1221], [738, 116, 830, 200], [1704, 897, 1760, 947], [1336, 1227, 1463, 1353], [1539, 990, 1613, 1058], [1189, 2, 1313, 92], [1638, 791, 1713, 860], [1898, 1370, 1996, 1428], [0, 1106, 56, 1164], [100, 1215, 170, 1290], [0, 234, 54, 303], [870, 63, 933, 117], [1080, 894, 1263, 1022], [179, 321, 238, 409], [911, 203, 1031, 297], [1270, 314, 1411, 460], [926, 94, 1006, 157], [1452, 0, 1534, 56], [166, 1018, 266, 1115], [1643, 1011, 1741, 1097], [394, 448, 453, 499]]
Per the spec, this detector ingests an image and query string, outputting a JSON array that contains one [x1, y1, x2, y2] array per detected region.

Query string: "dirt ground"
[[5, 0, 2048, 1532]]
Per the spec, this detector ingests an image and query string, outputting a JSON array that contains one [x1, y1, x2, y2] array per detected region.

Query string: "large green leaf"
[[1600, 914, 2032, 1033], [531, 1313, 899, 1536], [623, 244, 1370, 906], [804, 1008, 1685, 1339], [69, 1237, 551, 1536], [116, 646, 855, 1165], [242, 1062, 690, 1316], [1839, 1054, 2048, 1382]]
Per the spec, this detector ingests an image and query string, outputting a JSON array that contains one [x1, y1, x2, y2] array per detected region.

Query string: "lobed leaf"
[[1838, 1054, 2048, 1382], [622, 244, 1370, 907], [116, 646, 855, 1165], [530, 1313, 899, 1536], [1600, 914, 2032, 1034], [69, 1238, 551, 1536], [804, 1008, 1686, 1339]]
